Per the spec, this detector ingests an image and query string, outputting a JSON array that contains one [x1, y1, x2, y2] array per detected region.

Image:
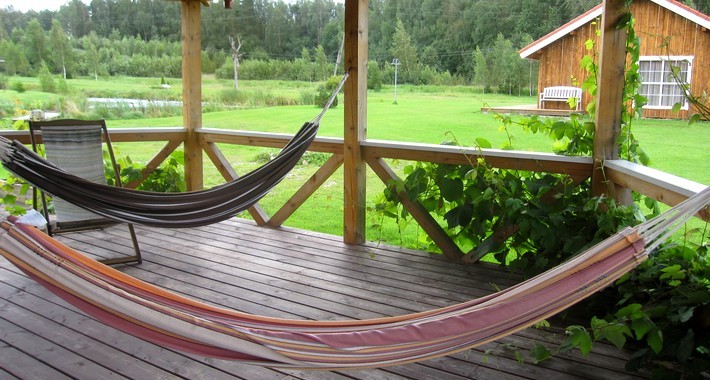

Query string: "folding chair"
[[29, 119, 142, 265]]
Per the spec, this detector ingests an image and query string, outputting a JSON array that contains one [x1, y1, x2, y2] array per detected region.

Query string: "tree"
[[473, 47, 492, 93], [22, 19, 48, 72], [229, 35, 243, 89], [314, 45, 329, 81], [49, 20, 74, 79], [59, 0, 91, 38], [390, 19, 419, 84], [0, 40, 29, 76], [83, 32, 101, 80]]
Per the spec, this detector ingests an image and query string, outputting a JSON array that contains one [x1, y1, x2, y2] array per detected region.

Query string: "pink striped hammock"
[[0, 188, 707, 369]]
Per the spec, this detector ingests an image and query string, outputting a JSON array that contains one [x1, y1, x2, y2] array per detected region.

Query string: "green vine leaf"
[[646, 328, 663, 354], [475, 138, 492, 149], [439, 177, 463, 202], [592, 317, 632, 350], [561, 325, 593, 355], [529, 343, 552, 364]]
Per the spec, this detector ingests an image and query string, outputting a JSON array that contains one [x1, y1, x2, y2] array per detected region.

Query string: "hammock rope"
[[0, 73, 348, 228], [0, 187, 707, 369]]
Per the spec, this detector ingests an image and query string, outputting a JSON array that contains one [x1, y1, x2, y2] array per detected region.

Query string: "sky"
[[0, 0, 310, 13], [0, 0, 88, 12]]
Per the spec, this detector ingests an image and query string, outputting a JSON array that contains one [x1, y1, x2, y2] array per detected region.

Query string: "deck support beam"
[[181, 0, 204, 191], [591, 0, 631, 203], [343, 0, 368, 244]]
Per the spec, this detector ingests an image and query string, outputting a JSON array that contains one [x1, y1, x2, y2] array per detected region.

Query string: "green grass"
[[1, 76, 707, 247]]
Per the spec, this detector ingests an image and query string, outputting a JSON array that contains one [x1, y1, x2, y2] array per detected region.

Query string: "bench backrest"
[[542, 86, 582, 99]]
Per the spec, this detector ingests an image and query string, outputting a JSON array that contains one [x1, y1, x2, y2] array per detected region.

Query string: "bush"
[[11, 80, 25, 93], [368, 61, 382, 90], [38, 63, 57, 93], [314, 75, 343, 109]]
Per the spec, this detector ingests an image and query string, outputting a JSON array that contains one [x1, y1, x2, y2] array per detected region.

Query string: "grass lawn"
[[1, 77, 707, 248]]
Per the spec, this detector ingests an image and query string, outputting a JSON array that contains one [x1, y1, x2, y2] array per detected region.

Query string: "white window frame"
[[638, 55, 693, 110]]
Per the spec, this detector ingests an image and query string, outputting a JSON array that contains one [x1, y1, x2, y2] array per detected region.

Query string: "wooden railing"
[[1, 127, 706, 259]]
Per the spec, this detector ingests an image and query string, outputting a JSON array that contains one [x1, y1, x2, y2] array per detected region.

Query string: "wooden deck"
[[0, 219, 649, 379], [481, 104, 585, 117]]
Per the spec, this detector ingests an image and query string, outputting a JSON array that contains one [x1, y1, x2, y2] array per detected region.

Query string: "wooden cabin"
[[519, 0, 710, 119]]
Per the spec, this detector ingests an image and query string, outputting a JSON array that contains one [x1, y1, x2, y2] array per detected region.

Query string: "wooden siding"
[[535, 0, 710, 119]]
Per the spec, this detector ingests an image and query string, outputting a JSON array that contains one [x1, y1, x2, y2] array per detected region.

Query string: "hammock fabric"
[[1, 188, 707, 369], [0, 74, 347, 229]]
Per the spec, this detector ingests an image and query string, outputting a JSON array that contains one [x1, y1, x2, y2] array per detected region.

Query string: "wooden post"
[[343, 0, 368, 244], [181, 0, 204, 191], [591, 0, 629, 201]]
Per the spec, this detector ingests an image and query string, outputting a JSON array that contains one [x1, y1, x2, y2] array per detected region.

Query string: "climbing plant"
[[373, 5, 709, 377]]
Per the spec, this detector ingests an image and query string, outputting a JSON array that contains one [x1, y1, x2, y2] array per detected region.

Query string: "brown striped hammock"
[[0, 74, 347, 229], [0, 188, 707, 369]]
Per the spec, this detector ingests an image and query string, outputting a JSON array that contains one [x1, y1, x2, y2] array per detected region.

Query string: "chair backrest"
[[30, 120, 113, 224]]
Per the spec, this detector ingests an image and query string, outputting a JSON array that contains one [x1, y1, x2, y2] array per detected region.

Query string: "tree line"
[[1, 0, 707, 94]]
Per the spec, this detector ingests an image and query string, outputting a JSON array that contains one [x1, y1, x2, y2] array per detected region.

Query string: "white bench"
[[539, 86, 583, 111]]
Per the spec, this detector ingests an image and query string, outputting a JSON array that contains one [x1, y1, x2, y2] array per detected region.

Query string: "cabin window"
[[638, 56, 693, 110]]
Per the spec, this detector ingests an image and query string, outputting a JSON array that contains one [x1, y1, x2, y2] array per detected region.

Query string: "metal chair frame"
[[29, 119, 142, 265]]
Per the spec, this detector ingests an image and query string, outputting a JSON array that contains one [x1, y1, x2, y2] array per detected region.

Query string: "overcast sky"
[[1, 0, 88, 12], [0, 0, 313, 13]]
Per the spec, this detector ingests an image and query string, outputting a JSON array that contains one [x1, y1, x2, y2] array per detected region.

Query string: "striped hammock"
[[0, 74, 347, 229], [1, 187, 707, 369]]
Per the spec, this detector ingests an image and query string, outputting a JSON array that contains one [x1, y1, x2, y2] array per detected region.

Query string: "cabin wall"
[[634, 1, 710, 119], [536, 21, 600, 111], [536, 0, 709, 119]]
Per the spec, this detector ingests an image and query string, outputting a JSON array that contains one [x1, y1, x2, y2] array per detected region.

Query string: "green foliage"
[[314, 75, 342, 109], [11, 80, 25, 93], [107, 150, 186, 193], [37, 62, 57, 93], [301, 152, 330, 167], [0, 175, 31, 216], [367, 61, 383, 91], [602, 241, 710, 376], [375, 157, 643, 274], [372, 7, 708, 377]]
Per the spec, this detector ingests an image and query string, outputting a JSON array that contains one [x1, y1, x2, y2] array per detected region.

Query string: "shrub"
[[38, 63, 57, 93], [11, 80, 25, 93], [314, 75, 343, 109], [367, 61, 382, 90]]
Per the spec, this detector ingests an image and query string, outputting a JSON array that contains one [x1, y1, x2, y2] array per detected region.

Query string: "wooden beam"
[[367, 158, 463, 262], [181, 0, 203, 191], [199, 128, 344, 154], [362, 140, 593, 180], [124, 140, 182, 189], [269, 154, 344, 227], [591, 0, 628, 199], [200, 141, 270, 225], [604, 160, 709, 221], [343, 0, 368, 244]]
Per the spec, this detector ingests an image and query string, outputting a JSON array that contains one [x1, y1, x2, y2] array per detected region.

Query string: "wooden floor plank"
[[0, 219, 650, 379], [0, 316, 128, 379], [0, 267, 286, 380], [0, 340, 70, 380]]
